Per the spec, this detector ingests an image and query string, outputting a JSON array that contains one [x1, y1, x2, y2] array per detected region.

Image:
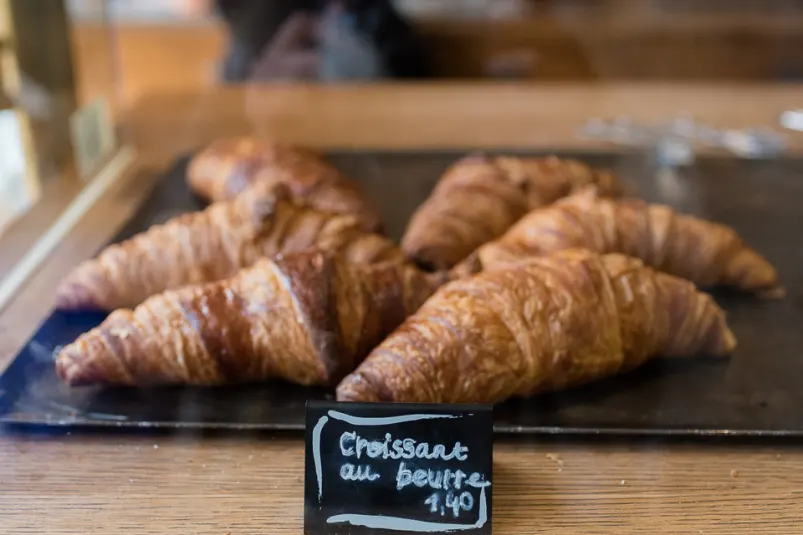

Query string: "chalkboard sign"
[[304, 402, 493, 535]]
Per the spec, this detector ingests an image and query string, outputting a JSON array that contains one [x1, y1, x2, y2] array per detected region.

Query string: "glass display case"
[[1, 1, 802, 533]]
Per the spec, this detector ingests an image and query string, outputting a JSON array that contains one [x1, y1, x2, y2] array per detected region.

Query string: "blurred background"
[[2, 0, 803, 246], [64, 0, 803, 108]]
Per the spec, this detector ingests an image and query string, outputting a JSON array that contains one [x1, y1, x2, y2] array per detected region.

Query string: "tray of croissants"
[[1, 138, 801, 435]]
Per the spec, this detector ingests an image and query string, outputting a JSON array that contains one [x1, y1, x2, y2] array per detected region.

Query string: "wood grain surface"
[[1, 432, 801, 534], [2, 84, 803, 534]]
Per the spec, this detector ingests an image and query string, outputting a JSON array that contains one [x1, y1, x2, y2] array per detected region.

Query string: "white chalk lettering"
[[391, 439, 404, 459], [339, 431, 356, 456], [367, 441, 384, 459], [382, 434, 393, 459], [396, 463, 490, 495], [447, 442, 469, 461], [356, 437, 369, 459], [427, 469, 443, 489], [443, 469, 453, 490], [396, 462, 412, 490], [401, 439, 415, 459], [339, 432, 469, 462], [413, 469, 428, 487], [340, 463, 380, 482], [460, 491, 474, 512], [429, 444, 447, 460], [466, 472, 491, 488]]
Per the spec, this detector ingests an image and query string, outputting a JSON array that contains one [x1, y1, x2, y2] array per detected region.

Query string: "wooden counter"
[[2, 84, 803, 534]]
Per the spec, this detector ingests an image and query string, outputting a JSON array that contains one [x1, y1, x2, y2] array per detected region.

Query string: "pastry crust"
[[400, 155, 620, 271], [56, 251, 444, 387], [337, 250, 736, 404], [454, 188, 782, 296], [187, 137, 382, 231], [56, 183, 402, 311]]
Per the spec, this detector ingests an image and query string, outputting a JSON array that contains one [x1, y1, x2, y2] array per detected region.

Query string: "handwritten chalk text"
[[340, 431, 469, 462], [396, 463, 491, 492], [340, 463, 380, 482]]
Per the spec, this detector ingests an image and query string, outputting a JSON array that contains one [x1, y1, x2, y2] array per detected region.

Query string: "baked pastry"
[[187, 137, 382, 231], [453, 188, 782, 296], [56, 183, 402, 311], [337, 250, 736, 404], [400, 154, 620, 271], [56, 251, 444, 387]]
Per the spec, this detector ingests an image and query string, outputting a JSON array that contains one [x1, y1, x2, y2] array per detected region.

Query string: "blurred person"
[[214, 0, 316, 81], [214, 0, 432, 82]]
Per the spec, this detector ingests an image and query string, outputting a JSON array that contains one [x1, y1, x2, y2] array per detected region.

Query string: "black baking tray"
[[2, 150, 802, 436]]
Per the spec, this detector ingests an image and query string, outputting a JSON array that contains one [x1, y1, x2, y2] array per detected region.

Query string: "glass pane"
[[0, 0, 122, 284]]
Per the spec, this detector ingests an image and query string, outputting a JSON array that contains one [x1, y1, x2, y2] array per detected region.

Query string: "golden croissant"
[[56, 183, 402, 311], [187, 137, 382, 231], [337, 250, 736, 404], [400, 155, 620, 271], [453, 188, 781, 296], [56, 251, 444, 387]]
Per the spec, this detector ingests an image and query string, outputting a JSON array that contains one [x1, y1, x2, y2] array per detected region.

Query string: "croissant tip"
[[54, 353, 68, 381], [335, 390, 359, 402], [54, 346, 91, 386], [54, 282, 112, 312], [756, 285, 786, 300], [336, 390, 382, 403], [458, 152, 490, 165], [722, 327, 738, 356], [54, 282, 88, 311], [56, 334, 132, 387], [336, 375, 384, 403], [53, 291, 72, 311]]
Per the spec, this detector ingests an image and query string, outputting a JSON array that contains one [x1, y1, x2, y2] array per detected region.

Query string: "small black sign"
[[304, 402, 493, 535]]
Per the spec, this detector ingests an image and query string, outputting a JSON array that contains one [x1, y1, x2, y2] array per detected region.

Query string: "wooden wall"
[[71, 22, 226, 110], [70, 12, 803, 110]]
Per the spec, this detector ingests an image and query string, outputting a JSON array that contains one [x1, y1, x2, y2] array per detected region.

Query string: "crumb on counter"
[[545, 453, 564, 468]]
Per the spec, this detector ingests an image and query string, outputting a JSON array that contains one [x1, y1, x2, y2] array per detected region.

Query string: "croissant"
[[187, 137, 382, 231], [56, 251, 444, 387], [454, 188, 782, 296], [400, 154, 620, 271], [337, 250, 736, 404], [56, 183, 402, 311]]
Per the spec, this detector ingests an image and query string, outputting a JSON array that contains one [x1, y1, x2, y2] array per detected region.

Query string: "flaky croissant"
[[337, 250, 736, 404], [56, 251, 444, 387], [400, 155, 620, 271], [187, 137, 382, 231], [453, 188, 782, 296], [56, 183, 402, 311]]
